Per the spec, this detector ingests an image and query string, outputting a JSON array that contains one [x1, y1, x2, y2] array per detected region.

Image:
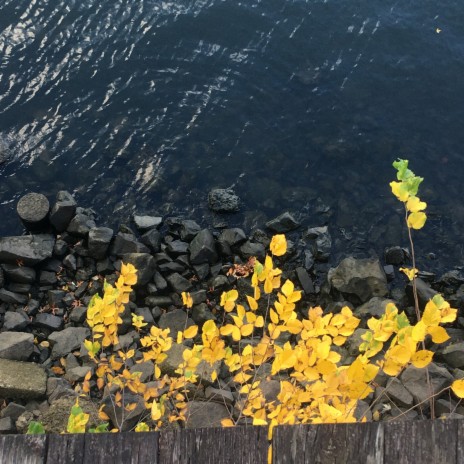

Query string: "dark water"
[[1, 0, 464, 272]]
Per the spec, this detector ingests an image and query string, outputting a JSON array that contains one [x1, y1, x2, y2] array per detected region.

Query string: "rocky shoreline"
[[0, 190, 464, 434]]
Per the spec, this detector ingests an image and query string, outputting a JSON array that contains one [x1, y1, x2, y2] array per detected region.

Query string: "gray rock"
[[158, 308, 194, 335], [67, 213, 96, 237], [17, 193, 50, 231], [406, 278, 437, 309], [354, 400, 372, 422], [345, 328, 370, 357], [0, 402, 26, 422], [386, 377, 414, 408], [0, 416, 16, 434], [49, 191, 77, 232], [191, 303, 214, 325], [442, 342, 464, 368], [0, 332, 34, 361], [120, 253, 156, 286], [0, 234, 55, 266], [401, 363, 454, 404], [145, 295, 173, 308], [166, 240, 189, 255], [48, 327, 90, 359], [39, 270, 57, 286], [166, 273, 192, 293], [133, 215, 162, 232], [185, 401, 230, 428], [3, 311, 30, 331], [259, 379, 281, 403], [2, 264, 36, 283], [64, 366, 92, 383], [189, 229, 218, 265], [47, 377, 76, 404], [130, 361, 154, 383], [101, 392, 145, 432], [34, 313, 63, 331], [218, 228, 247, 249], [0, 289, 28, 305], [355, 297, 396, 319], [0, 358, 47, 399], [205, 387, 234, 405], [110, 232, 149, 256], [266, 212, 300, 233], [384, 246, 406, 265], [180, 220, 202, 241], [153, 271, 168, 291], [305, 226, 332, 262], [295, 267, 315, 295], [88, 227, 114, 259], [239, 241, 266, 261], [140, 229, 162, 253], [208, 188, 240, 213], [328, 257, 388, 304]]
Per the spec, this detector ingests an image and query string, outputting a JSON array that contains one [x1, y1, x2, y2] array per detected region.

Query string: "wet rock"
[[185, 401, 230, 428], [0, 358, 47, 399], [386, 378, 414, 408], [1, 264, 36, 283], [239, 241, 265, 261], [3, 311, 30, 331], [49, 191, 77, 232], [88, 227, 113, 259], [17, 193, 50, 232], [305, 226, 332, 262], [110, 232, 149, 256], [166, 273, 192, 293], [265, 212, 300, 233], [133, 215, 162, 232], [120, 253, 156, 286], [67, 213, 96, 237], [406, 278, 437, 309], [295, 267, 315, 295], [34, 313, 63, 331], [355, 297, 395, 319], [48, 327, 90, 359], [189, 229, 218, 265], [0, 234, 55, 266], [400, 363, 454, 404], [384, 246, 407, 265], [0, 332, 34, 361], [208, 188, 240, 213], [442, 342, 464, 368], [0, 289, 28, 305], [328, 257, 388, 304]]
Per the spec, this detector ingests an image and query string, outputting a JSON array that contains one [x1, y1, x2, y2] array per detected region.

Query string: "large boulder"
[[0, 358, 47, 399], [0, 235, 55, 265], [328, 257, 388, 304]]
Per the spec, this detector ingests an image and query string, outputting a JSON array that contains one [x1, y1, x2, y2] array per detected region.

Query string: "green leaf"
[[26, 421, 45, 434], [396, 312, 411, 330], [89, 423, 109, 433], [393, 159, 414, 181]]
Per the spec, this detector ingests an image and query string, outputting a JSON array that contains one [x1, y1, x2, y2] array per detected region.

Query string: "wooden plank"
[[383, 419, 457, 464], [159, 426, 269, 464], [46, 434, 85, 464], [456, 420, 464, 462], [82, 432, 159, 464], [0, 434, 47, 464], [272, 423, 383, 464]]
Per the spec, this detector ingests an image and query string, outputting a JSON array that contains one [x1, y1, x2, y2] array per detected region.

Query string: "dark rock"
[[0, 332, 34, 361], [208, 188, 240, 213], [101, 392, 145, 432], [153, 271, 168, 291], [3, 311, 30, 331], [218, 228, 247, 247], [0, 289, 28, 305], [133, 215, 162, 232], [139, 229, 161, 254], [406, 278, 437, 309], [193, 263, 210, 280], [442, 342, 464, 368], [185, 401, 230, 428], [39, 270, 57, 286], [96, 257, 113, 274], [189, 229, 218, 265], [53, 239, 68, 256], [158, 308, 194, 334], [62, 254, 77, 271], [48, 290, 66, 308], [6, 283, 32, 294], [386, 378, 414, 408], [437, 270, 464, 290], [88, 227, 113, 259], [47, 377, 76, 404], [355, 297, 395, 319], [304, 250, 315, 271], [305, 226, 332, 262], [384, 265, 395, 281], [0, 402, 26, 422], [384, 246, 406, 265], [0, 267, 3, 289], [34, 313, 63, 331], [110, 232, 149, 256], [191, 303, 214, 325], [134, 307, 154, 327], [49, 191, 77, 232], [265, 212, 300, 233], [1, 264, 36, 283], [0, 234, 55, 266], [23, 299, 40, 316], [67, 213, 96, 237], [191, 290, 207, 305], [211, 275, 228, 290], [166, 273, 192, 293], [48, 327, 90, 359], [69, 306, 87, 324], [120, 253, 156, 286], [166, 240, 189, 255], [64, 365, 92, 383], [130, 361, 154, 383], [180, 220, 202, 241], [328, 257, 388, 304], [145, 296, 173, 308], [159, 261, 186, 274], [205, 386, 234, 405], [295, 267, 315, 295], [239, 241, 266, 261], [17, 193, 50, 232]]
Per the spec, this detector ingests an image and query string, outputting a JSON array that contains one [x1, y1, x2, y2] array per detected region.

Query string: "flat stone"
[[0, 358, 47, 399], [49, 191, 77, 232], [0, 234, 55, 266], [48, 327, 90, 359], [266, 212, 300, 233], [386, 377, 414, 408], [0, 332, 34, 361]]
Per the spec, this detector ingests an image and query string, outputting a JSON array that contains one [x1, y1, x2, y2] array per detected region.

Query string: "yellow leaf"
[[252, 418, 268, 426], [411, 350, 434, 368], [390, 181, 410, 202], [246, 295, 258, 310], [270, 234, 287, 256], [183, 325, 198, 339], [400, 267, 418, 281], [411, 321, 426, 342], [407, 212, 427, 230], [281, 280, 294, 298], [451, 379, 464, 398], [427, 325, 450, 344], [181, 291, 193, 308], [221, 418, 235, 427], [406, 196, 426, 213]]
